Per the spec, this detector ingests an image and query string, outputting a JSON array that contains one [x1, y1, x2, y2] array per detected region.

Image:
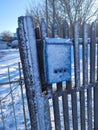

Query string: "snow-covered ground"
[[0, 49, 30, 130]]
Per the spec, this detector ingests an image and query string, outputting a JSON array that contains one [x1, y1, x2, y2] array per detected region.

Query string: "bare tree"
[[26, 0, 98, 36], [50, 0, 98, 26], [0, 31, 13, 41]]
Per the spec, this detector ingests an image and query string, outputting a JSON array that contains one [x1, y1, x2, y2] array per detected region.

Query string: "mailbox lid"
[[44, 38, 72, 84]]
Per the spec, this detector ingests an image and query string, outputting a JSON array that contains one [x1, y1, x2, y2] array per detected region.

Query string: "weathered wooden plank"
[[52, 20, 59, 38], [90, 22, 96, 83], [63, 20, 69, 39], [40, 19, 48, 89], [62, 91, 70, 130], [51, 20, 61, 130], [96, 44, 98, 81], [80, 22, 88, 130], [94, 82, 98, 130], [82, 22, 88, 88], [90, 22, 98, 130], [35, 27, 46, 91], [62, 20, 71, 130], [18, 16, 45, 130], [87, 87, 92, 130], [44, 96, 52, 130], [73, 22, 80, 90], [70, 22, 79, 130], [87, 22, 96, 130], [40, 18, 47, 39], [80, 90, 86, 130], [63, 20, 72, 91], [71, 90, 78, 130], [40, 18, 53, 130], [52, 20, 62, 92], [52, 93, 61, 130]]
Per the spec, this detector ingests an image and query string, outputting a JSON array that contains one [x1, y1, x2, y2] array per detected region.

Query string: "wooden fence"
[[18, 16, 98, 130]]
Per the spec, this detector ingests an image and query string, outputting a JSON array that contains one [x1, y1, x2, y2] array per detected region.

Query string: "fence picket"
[[87, 22, 96, 130], [52, 20, 58, 38], [52, 93, 61, 130], [90, 22, 96, 83], [71, 22, 80, 130], [80, 22, 88, 130], [63, 20, 69, 39], [62, 91, 70, 130], [73, 22, 80, 89], [82, 22, 88, 87], [44, 96, 52, 130], [87, 87, 92, 130], [40, 18, 47, 39], [62, 20, 70, 130], [51, 20, 61, 130], [71, 91, 78, 130], [90, 22, 98, 130], [40, 19, 52, 130]]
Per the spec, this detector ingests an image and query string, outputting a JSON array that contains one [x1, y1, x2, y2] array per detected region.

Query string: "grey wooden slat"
[[94, 82, 98, 130], [97, 44, 98, 81], [62, 91, 70, 130], [71, 90, 78, 130], [82, 22, 88, 88], [90, 22, 98, 130], [96, 23, 98, 81], [63, 20, 69, 39], [63, 20, 72, 91], [80, 90, 86, 130], [70, 22, 79, 130], [52, 20, 59, 38], [52, 20, 61, 130], [18, 16, 45, 130], [87, 87, 92, 130], [73, 22, 80, 90], [52, 93, 61, 130], [40, 18, 52, 130], [40, 18, 47, 39], [90, 22, 96, 83], [80, 22, 88, 130], [44, 96, 52, 130], [62, 20, 70, 130], [87, 22, 96, 130], [35, 27, 46, 91]]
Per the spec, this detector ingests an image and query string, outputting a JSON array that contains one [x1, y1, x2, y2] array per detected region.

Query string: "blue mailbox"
[[43, 38, 71, 84]]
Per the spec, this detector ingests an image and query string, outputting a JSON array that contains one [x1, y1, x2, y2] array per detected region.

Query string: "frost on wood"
[[73, 22, 80, 90], [40, 18, 47, 39], [18, 16, 46, 130]]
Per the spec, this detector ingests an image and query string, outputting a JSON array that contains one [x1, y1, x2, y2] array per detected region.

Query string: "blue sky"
[[0, 0, 43, 33]]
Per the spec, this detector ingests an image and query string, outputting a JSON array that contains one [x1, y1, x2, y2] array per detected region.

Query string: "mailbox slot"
[[43, 38, 71, 84]]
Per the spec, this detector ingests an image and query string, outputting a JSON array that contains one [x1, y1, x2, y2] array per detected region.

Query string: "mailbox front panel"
[[44, 38, 71, 84]]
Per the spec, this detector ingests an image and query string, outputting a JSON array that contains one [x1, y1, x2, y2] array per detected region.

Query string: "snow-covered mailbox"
[[43, 38, 71, 84]]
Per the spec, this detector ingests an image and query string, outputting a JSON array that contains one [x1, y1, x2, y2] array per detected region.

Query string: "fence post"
[[18, 16, 45, 130], [40, 18, 52, 130]]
